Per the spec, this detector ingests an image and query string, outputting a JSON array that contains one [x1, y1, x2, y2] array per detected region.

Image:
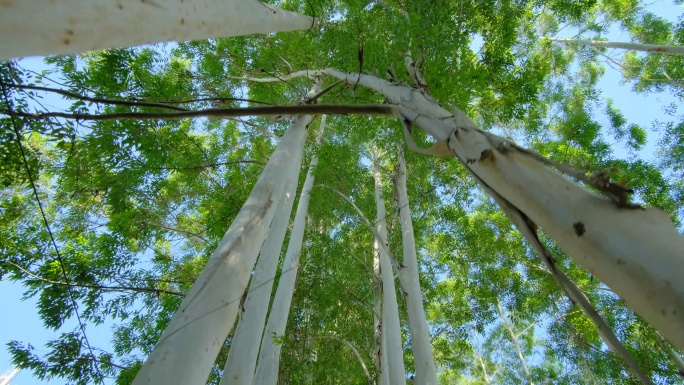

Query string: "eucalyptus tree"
[[2, 0, 684, 384]]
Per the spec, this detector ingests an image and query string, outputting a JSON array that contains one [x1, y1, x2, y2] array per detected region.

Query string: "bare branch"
[[1, 104, 394, 121]]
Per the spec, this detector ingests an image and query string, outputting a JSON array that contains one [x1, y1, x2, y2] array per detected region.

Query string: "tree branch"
[[1, 104, 394, 121], [308, 335, 372, 385], [1, 82, 189, 111], [3, 260, 186, 297]]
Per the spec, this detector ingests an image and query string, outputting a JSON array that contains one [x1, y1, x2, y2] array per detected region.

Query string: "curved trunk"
[[1, 0, 319, 60]]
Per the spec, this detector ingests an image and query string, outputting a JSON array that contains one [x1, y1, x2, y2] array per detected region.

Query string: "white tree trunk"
[[306, 69, 684, 351], [375, 243, 390, 385], [666, 345, 684, 378], [394, 145, 439, 385], [549, 38, 684, 55], [372, 182, 389, 385], [231, 68, 684, 349], [253, 117, 326, 385], [219, 142, 303, 385], [372, 148, 406, 385], [130, 114, 310, 385], [0, 0, 319, 60]]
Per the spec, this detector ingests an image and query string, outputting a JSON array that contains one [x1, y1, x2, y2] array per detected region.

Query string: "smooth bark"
[[372, 149, 406, 385], [253, 118, 325, 385], [549, 38, 684, 55], [394, 145, 439, 385], [370, 149, 390, 385], [130, 115, 310, 385], [219, 138, 303, 385], [1, 0, 319, 60]]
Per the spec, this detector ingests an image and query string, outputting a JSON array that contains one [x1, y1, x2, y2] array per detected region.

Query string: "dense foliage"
[[1, 0, 683, 384]]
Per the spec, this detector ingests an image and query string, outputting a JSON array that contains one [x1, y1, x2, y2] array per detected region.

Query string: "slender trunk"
[[374, 224, 391, 385], [372, 148, 406, 385], [373, 214, 388, 385], [394, 145, 439, 385], [219, 142, 302, 385], [1, 0, 319, 60], [253, 118, 326, 385], [130, 114, 310, 385], [496, 301, 532, 384], [379, 313, 391, 385], [548, 38, 684, 55]]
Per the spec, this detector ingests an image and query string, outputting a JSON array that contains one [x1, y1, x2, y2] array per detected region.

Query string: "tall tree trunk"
[[219, 136, 303, 385], [130, 114, 310, 385], [372, 187, 389, 385], [253, 118, 326, 385], [394, 145, 439, 385], [0, 0, 319, 60], [232, 68, 684, 349], [496, 300, 532, 384], [548, 38, 684, 55], [372, 148, 406, 385]]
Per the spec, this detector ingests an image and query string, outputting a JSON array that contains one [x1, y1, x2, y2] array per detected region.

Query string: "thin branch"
[[496, 300, 532, 384], [549, 37, 684, 56], [3, 260, 186, 297], [149, 160, 267, 171], [1, 82, 189, 111], [316, 185, 403, 274], [308, 335, 372, 385], [1, 104, 394, 121], [146, 221, 208, 245], [228, 70, 319, 83], [472, 328, 493, 385]]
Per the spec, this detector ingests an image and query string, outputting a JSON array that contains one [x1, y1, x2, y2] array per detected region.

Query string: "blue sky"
[[1, 2, 683, 383]]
